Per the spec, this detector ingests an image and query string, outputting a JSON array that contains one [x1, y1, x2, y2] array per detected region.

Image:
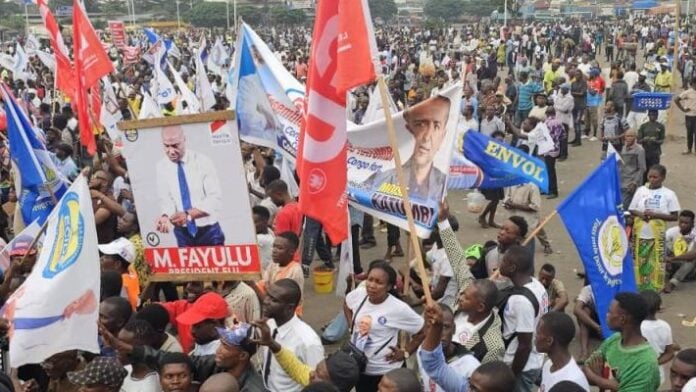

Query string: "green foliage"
[[4, 14, 25, 32], [238, 5, 265, 26], [369, 0, 398, 21], [424, 0, 464, 21], [185, 2, 229, 28], [269, 7, 306, 25]]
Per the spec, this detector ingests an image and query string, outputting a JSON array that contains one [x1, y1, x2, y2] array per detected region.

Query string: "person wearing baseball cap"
[[67, 356, 127, 392], [176, 292, 229, 356], [99, 237, 140, 309]]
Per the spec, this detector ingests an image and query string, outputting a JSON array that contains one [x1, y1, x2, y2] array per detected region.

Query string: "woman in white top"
[[344, 261, 425, 392], [629, 164, 680, 292]]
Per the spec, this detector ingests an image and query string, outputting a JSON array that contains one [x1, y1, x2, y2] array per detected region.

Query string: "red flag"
[[36, 0, 75, 99], [297, 0, 379, 244], [73, 0, 113, 155], [73, 0, 114, 89]]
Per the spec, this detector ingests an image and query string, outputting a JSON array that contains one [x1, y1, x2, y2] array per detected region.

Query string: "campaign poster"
[[108, 21, 126, 49], [347, 84, 462, 238], [119, 112, 261, 281]]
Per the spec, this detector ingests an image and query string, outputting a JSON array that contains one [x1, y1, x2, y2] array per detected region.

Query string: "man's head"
[[624, 129, 637, 146], [116, 212, 139, 236], [98, 238, 136, 273], [607, 292, 648, 332], [184, 281, 205, 303], [199, 373, 239, 392], [252, 206, 270, 234], [377, 368, 420, 392], [260, 165, 281, 188], [500, 245, 534, 280], [469, 361, 516, 392], [538, 263, 556, 289], [41, 350, 81, 380], [457, 279, 498, 317], [67, 356, 128, 392], [100, 271, 123, 301], [135, 303, 171, 337], [648, 109, 658, 122], [99, 297, 133, 335], [161, 125, 187, 162], [310, 351, 360, 392], [263, 279, 302, 320], [90, 170, 113, 192], [117, 319, 158, 365], [605, 100, 615, 115], [176, 292, 229, 345], [671, 349, 696, 392], [640, 289, 662, 317], [158, 352, 194, 392], [534, 311, 575, 354], [272, 232, 299, 266], [497, 216, 528, 246], [214, 323, 258, 370], [266, 179, 290, 207], [403, 96, 450, 169], [678, 210, 695, 235]]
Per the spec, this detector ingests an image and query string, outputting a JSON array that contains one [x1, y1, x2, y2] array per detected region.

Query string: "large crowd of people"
[[0, 8, 694, 392]]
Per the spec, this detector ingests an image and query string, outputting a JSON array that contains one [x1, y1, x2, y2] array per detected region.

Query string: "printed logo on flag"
[[595, 215, 628, 281], [209, 120, 233, 146], [43, 191, 84, 279]]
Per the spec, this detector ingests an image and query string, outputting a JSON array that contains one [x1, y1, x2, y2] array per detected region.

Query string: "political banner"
[[347, 83, 462, 238], [449, 131, 549, 192], [119, 112, 261, 281], [108, 20, 126, 49], [4, 175, 100, 367], [230, 23, 305, 162]]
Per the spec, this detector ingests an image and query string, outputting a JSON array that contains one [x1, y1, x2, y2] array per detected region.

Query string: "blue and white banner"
[[557, 157, 636, 338], [347, 84, 462, 238], [2, 84, 68, 227], [5, 175, 101, 367], [230, 23, 305, 163], [449, 131, 549, 193]]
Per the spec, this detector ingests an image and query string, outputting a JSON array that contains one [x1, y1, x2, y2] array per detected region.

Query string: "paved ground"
[[300, 96, 696, 390]]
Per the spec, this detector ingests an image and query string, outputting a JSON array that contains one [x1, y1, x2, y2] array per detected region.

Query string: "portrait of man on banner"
[[365, 95, 451, 201], [155, 124, 225, 247]]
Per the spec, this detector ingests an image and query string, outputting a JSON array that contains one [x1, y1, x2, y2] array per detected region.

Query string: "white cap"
[[685, 378, 696, 392], [98, 237, 136, 264]]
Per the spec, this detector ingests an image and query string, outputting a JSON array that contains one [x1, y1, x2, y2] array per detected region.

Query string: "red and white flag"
[[297, 0, 379, 244], [73, 0, 114, 155], [36, 0, 75, 99]]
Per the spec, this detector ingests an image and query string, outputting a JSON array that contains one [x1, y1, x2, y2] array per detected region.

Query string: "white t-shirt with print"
[[417, 349, 479, 392], [427, 247, 458, 309], [539, 358, 590, 392], [453, 313, 491, 347], [121, 365, 162, 392], [346, 286, 424, 375], [629, 186, 680, 239], [502, 278, 549, 372], [641, 318, 673, 384]]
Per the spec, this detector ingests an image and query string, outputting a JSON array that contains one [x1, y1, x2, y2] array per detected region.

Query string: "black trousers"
[[545, 155, 558, 195]]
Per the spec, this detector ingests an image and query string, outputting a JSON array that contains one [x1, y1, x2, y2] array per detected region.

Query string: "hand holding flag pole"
[[376, 76, 433, 305]]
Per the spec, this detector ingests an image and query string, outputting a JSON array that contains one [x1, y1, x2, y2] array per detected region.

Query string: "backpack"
[[496, 285, 540, 347]]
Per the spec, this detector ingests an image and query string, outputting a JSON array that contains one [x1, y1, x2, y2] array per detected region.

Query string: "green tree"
[[424, 0, 464, 21], [369, 0, 397, 21], [4, 14, 25, 32], [185, 2, 228, 27], [269, 7, 306, 25]]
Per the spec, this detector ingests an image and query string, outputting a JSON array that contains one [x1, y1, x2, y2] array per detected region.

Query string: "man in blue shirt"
[[515, 72, 543, 126]]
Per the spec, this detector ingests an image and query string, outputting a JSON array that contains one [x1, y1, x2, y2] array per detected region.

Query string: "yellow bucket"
[[313, 267, 335, 294]]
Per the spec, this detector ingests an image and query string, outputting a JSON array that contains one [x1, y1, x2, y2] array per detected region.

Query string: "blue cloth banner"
[[2, 84, 68, 226], [448, 131, 549, 193], [557, 157, 637, 338]]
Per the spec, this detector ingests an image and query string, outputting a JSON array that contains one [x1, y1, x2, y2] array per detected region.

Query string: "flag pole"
[[521, 210, 558, 246], [376, 76, 433, 305]]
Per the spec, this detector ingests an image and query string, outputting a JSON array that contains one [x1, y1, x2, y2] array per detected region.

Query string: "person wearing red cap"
[[176, 292, 229, 356], [157, 281, 205, 353]]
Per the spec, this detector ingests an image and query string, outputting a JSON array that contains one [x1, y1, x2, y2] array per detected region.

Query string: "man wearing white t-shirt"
[[535, 312, 590, 392], [499, 245, 549, 392], [665, 210, 696, 292]]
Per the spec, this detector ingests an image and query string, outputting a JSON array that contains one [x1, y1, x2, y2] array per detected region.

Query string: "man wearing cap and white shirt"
[[176, 292, 230, 356], [99, 237, 140, 309], [67, 356, 128, 392]]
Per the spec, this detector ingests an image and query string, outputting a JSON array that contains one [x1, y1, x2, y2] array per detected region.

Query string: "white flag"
[[153, 41, 175, 104], [139, 89, 162, 119], [207, 37, 229, 78], [4, 175, 100, 367], [100, 76, 124, 141], [169, 60, 201, 114], [195, 39, 217, 111], [13, 43, 33, 81], [335, 211, 353, 298]]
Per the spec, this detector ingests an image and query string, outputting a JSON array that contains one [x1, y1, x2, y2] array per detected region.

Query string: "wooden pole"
[[521, 210, 558, 246], [376, 76, 433, 305]]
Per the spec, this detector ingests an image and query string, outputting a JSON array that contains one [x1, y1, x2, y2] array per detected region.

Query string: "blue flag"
[[448, 131, 549, 192], [557, 157, 637, 338], [1, 84, 69, 226]]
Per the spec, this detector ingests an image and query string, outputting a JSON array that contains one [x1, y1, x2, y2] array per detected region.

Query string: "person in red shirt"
[[266, 179, 302, 236], [159, 281, 205, 353]]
